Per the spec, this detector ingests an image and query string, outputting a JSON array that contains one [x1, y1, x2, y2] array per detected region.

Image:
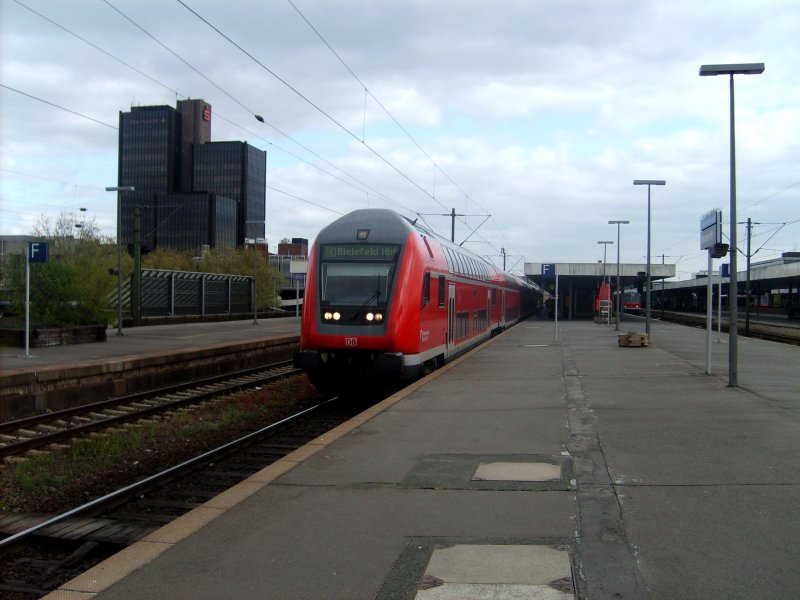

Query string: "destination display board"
[[700, 209, 722, 250], [321, 244, 400, 261]]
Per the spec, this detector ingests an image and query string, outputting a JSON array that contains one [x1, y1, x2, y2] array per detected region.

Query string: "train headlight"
[[323, 311, 333, 320], [375, 312, 383, 321], [366, 312, 374, 322], [333, 312, 341, 321]]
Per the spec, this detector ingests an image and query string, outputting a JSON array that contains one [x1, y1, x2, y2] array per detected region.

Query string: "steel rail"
[[657, 311, 799, 346], [0, 364, 301, 458], [0, 395, 339, 550], [0, 360, 295, 434]]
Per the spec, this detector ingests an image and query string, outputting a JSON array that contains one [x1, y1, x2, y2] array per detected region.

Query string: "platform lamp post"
[[597, 241, 613, 285], [699, 62, 765, 388], [633, 180, 665, 339], [105, 186, 135, 336], [597, 240, 613, 325], [246, 220, 266, 325], [609, 220, 630, 330]]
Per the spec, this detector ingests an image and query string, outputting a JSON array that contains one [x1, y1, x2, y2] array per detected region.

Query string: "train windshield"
[[320, 263, 394, 307], [319, 244, 400, 307]]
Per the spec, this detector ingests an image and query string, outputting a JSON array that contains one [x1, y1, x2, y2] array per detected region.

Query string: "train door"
[[447, 283, 456, 351], [501, 289, 507, 328], [487, 289, 491, 330]]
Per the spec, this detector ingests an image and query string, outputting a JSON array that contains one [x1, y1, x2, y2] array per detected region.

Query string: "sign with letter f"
[[28, 242, 49, 263]]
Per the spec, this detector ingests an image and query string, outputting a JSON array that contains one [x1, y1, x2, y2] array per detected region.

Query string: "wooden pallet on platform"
[[618, 331, 649, 347]]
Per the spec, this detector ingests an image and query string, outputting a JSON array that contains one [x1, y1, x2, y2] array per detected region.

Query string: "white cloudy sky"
[[1, 0, 798, 279]]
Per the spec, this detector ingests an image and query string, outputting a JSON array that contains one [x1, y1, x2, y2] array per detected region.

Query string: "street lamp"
[[246, 220, 266, 325], [609, 220, 630, 330], [106, 186, 135, 336], [633, 180, 665, 338], [597, 241, 613, 284], [699, 62, 764, 387], [597, 240, 614, 326]]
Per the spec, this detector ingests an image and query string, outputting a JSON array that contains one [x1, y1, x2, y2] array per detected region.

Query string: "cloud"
[[1, 0, 797, 277]]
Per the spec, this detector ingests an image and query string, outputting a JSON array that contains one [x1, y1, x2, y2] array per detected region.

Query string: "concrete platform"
[[0, 318, 301, 374], [0, 318, 301, 419], [44, 318, 800, 599]]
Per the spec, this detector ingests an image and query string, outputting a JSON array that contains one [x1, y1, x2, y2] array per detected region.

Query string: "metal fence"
[[137, 269, 253, 317]]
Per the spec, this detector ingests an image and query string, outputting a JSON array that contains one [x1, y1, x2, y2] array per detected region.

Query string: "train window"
[[438, 275, 446, 308], [444, 248, 454, 272], [422, 272, 431, 307], [474, 308, 487, 332], [320, 263, 393, 307], [457, 311, 469, 339]]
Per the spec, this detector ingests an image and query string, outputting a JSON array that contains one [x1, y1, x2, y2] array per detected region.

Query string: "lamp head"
[[699, 63, 765, 76]]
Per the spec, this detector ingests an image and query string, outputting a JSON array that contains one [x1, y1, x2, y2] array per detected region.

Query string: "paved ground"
[[0, 317, 301, 374], [43, 318, 800, 599]]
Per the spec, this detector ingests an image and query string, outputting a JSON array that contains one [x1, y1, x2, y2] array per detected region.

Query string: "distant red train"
[[294, 209, 541, 391], [623, 291, 642, 310]]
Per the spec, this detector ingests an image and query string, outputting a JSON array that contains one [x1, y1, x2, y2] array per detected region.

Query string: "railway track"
[[656, 311, 800, 345], [0, 393, 365, 599], [0, 360, 301, 459]]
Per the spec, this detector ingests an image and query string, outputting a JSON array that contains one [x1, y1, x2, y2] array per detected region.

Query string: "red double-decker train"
[[294, 209, 541, 391]]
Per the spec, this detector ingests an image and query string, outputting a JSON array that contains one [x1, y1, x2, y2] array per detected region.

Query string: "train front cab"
[[294, 220, 436, 390]]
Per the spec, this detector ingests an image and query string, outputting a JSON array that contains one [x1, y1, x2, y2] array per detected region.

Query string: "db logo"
[[345, 337, 358, 347]]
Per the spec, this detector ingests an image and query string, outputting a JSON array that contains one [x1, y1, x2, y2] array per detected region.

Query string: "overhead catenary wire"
[[283, 0, 516, 262], [268, 185, 343, 215], [0, 84, 117, 130], [12, 0, 184, 100], [6, 0, 519, 269], [175, 0, 452, 217], [174, 0, 518, 273], [102, 0, 260, 119], [8, 0, 414, 221]]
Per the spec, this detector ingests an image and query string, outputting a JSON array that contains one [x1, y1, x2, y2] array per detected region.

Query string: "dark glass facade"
[[245, 143, 267, 241], [153, 193, 236, 252], [193, 141, 266, 245], [118, 106, 179, 249], [116, 100, 264, 254], [176, 99, 212, 193]]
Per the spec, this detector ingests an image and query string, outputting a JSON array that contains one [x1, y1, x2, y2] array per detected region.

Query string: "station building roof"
[[525, 254, 798, 293], [657, 253, 800, 292], [525, 262, 675, 288]]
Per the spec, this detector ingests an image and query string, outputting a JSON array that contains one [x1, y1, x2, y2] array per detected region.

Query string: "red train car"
[[623, 291, 642, 310], [294, 209, 540, 391]]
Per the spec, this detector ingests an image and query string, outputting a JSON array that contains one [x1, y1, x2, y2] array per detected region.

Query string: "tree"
[[5, 208, 286, 326], [143, 245, 283, 310], [4, 211, 120, 326]]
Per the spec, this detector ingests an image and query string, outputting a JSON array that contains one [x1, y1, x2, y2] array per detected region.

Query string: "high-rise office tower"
[[116, 100, 265, 253], [193, 141, 266, 245]]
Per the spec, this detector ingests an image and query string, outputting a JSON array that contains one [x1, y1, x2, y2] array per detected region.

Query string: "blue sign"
[[28, 242, 49, 263], [541, 263, 556, 276]]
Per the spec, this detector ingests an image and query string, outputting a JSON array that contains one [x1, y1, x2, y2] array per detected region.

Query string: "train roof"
[[317, 209, 488, 260], [314, 209, 537, 289], [315, 209, 416, 246]]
